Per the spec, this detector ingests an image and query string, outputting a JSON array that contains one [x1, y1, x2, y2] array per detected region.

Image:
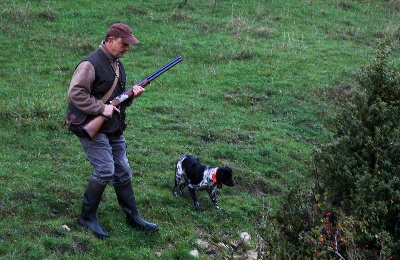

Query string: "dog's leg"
[[173, 176, 181, 197], [188, 187, 201, 212], [178, 182, 187, 195], [173, 164, 183, 197], [208, 187, 221, 210], [172, 176, 182, 198], [177, 176, 190, 196]]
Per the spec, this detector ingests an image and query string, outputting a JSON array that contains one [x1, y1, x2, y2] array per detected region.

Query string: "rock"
[[240, 232, 251, 243], [190, 249, 199, 258], [197, 239, 209, 249]]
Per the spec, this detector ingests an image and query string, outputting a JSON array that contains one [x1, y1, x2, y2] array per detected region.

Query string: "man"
[[67, 23, 159, 238]]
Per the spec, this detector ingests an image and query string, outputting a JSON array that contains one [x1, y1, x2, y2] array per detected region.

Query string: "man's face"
[[106, 37, 131, 58]]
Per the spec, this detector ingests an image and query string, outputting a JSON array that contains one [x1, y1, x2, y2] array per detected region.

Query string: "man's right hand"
[[102, 104, 120, 118]]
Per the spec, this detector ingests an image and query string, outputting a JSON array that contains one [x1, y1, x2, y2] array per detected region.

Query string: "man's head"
[[105, 23, 139, 58]]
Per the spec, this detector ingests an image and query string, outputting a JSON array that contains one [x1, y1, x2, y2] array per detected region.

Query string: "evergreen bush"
[[272, 44, 400, 259]]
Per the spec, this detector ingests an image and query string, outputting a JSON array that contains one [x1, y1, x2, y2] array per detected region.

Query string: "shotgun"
[[82, 55, 182, 139]]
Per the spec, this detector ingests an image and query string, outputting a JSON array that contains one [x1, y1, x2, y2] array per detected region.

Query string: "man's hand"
[[102, 104, 120, 118], [132, 85, 145, 97]]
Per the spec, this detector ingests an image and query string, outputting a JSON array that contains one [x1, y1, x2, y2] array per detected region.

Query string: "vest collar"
[[99, 42, 118, 62]]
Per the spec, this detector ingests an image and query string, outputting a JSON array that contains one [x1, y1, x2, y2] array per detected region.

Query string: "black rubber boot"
[[114, 181, 159, 234], [76, 179, 110, 238]]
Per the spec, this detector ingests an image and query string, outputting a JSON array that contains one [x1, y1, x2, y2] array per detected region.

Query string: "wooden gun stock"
[[82, 115, 108, 139], [82, 56, 182, 139]]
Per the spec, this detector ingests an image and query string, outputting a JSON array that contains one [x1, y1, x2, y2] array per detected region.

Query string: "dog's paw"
[[214, 205, 221, 210]]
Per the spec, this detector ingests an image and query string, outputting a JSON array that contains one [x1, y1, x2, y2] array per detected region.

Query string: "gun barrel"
[[146, 55, 182, 82], [113, 56, 183, 105]]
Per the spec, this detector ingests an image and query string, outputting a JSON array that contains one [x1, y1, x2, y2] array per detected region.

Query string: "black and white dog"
[[173, 155, 235, 212]]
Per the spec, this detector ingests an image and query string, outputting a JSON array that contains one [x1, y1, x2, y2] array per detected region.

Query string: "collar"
[[99, 42, 118, 62], [212, 170, 218, 184]]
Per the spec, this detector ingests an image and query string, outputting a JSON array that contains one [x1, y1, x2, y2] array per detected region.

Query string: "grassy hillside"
[[0, 0, 399, 259]]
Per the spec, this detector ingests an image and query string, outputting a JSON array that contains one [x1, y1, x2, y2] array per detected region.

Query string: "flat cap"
[[107, 23, 139, 45]]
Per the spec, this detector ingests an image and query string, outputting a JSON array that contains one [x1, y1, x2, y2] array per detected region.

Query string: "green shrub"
[[272, 43, 400, 259]]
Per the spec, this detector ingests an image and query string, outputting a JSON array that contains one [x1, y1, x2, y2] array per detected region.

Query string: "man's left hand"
[[132, 85, 145, 97]]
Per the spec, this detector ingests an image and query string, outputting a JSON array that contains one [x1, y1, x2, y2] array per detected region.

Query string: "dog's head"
[[215, 167, 235, 188]]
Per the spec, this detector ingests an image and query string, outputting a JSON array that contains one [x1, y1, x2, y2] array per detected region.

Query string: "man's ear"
[[106, 36, 115, 44]]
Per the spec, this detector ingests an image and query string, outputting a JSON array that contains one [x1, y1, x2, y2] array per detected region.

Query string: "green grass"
[[0, 0, 399, 258]]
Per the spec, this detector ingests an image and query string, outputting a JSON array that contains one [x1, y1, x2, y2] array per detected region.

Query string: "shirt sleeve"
[[68, 61, 104, 115]]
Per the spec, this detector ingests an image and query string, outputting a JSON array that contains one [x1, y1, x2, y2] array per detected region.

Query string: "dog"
[[173, 155, 235, 212]]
